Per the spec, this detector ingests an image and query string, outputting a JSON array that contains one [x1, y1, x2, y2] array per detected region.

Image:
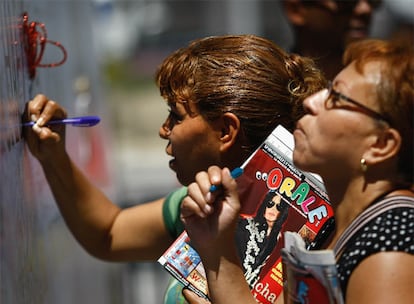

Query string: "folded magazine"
[[281, 231, 344, 304], [158, 125, 334, 303]]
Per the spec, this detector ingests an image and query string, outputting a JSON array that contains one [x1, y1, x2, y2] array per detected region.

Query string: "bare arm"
[[44, 157, 171, 260], [24, 94, 173, 261], [181, 166, 257, 304], [346, 251, 414, 303]]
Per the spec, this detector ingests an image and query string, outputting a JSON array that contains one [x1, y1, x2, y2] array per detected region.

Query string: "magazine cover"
[[158, 125, 334, 303], [235, 125, 334, 303], [281, 232, 344, 304], [157, 231, 209, 300]]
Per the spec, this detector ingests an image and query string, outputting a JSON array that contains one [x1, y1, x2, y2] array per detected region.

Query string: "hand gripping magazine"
[[158, 125, 335, 303]]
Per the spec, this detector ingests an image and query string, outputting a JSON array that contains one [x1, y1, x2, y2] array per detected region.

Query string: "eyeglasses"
[[266, 200, 282, 211], [336, 0, 382, 12], [325, 81, 390, 124], [309, 0, 382, 13]]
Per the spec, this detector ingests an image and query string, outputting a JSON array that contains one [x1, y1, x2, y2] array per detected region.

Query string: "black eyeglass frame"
[[307, 0, 382, 13], [326, 81, 390, 124]]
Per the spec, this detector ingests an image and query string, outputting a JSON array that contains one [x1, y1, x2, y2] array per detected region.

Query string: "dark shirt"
[[336, 205, 414, 296]]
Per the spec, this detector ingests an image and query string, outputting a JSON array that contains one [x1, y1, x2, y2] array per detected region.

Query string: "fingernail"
[[203, 204, 212, 214], [31, 114, 37, 122], [205, 192, 212, 202], [32, 124, 42, 134], [36, 117, 45, 126]]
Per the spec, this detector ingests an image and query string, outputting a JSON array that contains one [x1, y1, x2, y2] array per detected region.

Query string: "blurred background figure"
[[282, 0, 381, 79]]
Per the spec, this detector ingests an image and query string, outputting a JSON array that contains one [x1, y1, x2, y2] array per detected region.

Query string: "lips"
[[268, 211, 277, 217], [295, 121, 305, 134], [347, 21, 369, 40], [347, 28, 368, 40], [165, 142, 176, 171], [168, 158, 176, 171]]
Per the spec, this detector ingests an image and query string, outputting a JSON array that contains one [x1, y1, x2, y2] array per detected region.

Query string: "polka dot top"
[[336, 197, 414, 298]]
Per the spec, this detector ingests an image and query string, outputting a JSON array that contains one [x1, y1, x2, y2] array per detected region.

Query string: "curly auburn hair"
[[155, 34, 326, 154]]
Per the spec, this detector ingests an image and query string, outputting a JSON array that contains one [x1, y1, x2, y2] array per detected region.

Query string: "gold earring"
[[360, 158, 368, 172]]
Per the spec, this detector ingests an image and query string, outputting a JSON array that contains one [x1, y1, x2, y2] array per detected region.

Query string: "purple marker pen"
[[22, 116, 100, 127]]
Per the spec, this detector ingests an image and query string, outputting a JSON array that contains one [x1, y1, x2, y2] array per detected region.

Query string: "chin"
[[292, 151, 302, 167], [345, 32, 367, 46], [177, 176, 189, 186], [292, 154, 311, 173], [176, 172, 193, 187]]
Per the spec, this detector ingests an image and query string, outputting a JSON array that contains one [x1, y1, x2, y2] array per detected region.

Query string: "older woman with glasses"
[[181, 38, 414, 304]]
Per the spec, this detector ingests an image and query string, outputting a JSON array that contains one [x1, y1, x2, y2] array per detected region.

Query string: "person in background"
[[282, 0, 381, 79], [181, 38, 414, 303], [22, 34, 326, 304]]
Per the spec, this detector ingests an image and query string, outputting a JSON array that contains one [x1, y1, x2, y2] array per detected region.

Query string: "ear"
[[366, 128, 401, 165], [219, 112, 241, 153], [283, 0, 307, 26]]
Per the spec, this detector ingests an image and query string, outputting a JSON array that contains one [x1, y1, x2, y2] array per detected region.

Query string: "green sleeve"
[[162, 187, 187, 239]]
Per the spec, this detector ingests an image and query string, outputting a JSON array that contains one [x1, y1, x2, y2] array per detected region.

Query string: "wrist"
[[199, 239, 239, 270], [39, 150, 72, 177]]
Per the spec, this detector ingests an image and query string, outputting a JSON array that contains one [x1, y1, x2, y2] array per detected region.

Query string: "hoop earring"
[[288, 80, 300, 94], [360, 158, 368, 173]]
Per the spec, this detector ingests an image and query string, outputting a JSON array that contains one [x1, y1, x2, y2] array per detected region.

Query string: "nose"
[[354, 0, 375, 15], [303, 88, 329, 115]]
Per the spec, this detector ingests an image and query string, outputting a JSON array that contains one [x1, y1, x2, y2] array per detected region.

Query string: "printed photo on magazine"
[[158, 125, 335, 303]]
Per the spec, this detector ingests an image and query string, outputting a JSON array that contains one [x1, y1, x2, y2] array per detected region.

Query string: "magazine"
[[281, 231, 344, 304], [158, 125, 334, 303], [157, 231, 209, 300]]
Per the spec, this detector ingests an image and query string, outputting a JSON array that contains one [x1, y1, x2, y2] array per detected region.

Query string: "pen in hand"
[[209, 167, 244, 192], [22, 116, 101, 127]]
